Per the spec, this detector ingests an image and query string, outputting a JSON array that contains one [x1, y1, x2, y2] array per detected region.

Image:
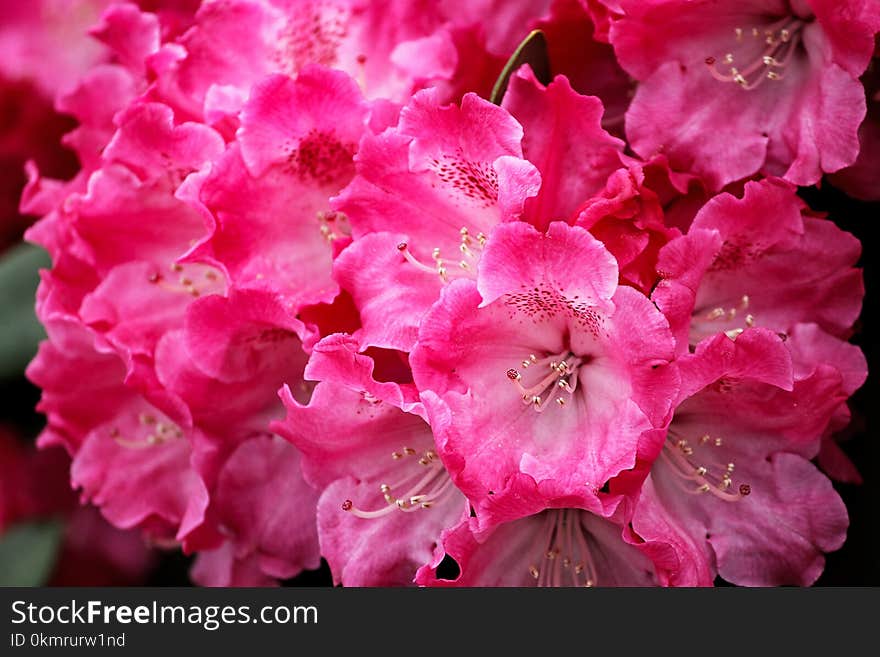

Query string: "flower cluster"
[[23, 0, 874, 586]]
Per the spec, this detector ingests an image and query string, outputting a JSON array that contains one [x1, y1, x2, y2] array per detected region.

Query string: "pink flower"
[[633, 329, 849, 586], [188, 65, 371, 325], [26, 318, 209, 543], [150, 287, 322, 581], [188, 434, 321, 587], [411, 220, 678, 517], [12, 0, 871, 589], [24, 61, 339, 586], [572, 156, 685, 293], [653, 178, 863, 354], [332, 86, 540, 351], [416, 496, 682, 587], [611, 0, 880, 189], [147, 0, 453, 126], [501, 69, 624, 231], [275, 333, 467, 585]]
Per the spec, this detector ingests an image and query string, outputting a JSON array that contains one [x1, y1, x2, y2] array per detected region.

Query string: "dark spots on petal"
[[286, 128, 356, 186], [429, 150, 498, 207], [504, 282, 606, 335], [711, 237, 768, 271], [273, 2, 350, 73]]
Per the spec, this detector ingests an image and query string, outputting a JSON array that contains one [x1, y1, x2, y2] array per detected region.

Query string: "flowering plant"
[[3, 0, 876, 586]]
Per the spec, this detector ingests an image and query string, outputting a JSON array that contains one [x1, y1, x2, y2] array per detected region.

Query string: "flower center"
[[506, 351, 585, 412], [694, 294, 755, 342], [147, 262, 224, 298], [528, 509, 598, 587], [317, 210, 350, 243], [342, 446, 455, 518], [111, 412, 183, 449], [397, 226, 486, 283], [705, 17, 806, 90], [661, 431, 751, 501]]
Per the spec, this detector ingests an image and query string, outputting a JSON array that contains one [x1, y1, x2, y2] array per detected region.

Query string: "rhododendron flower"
[[417, 501, 681, 586], [332, 85, 541, 351], [611, 0, 880, 189], [275, 333, 467, 585], [653, 178, 862, 352], [190, 65, 372, 321], [412, 220, 678, 516], [633, 329, 849, 586], [27, 317, 210, 543]]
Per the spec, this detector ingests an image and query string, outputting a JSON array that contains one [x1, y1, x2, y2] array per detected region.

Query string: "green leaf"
[[0, 520, 64, 587], [0, 242, 49, 379], [489, 29, 552, 105]]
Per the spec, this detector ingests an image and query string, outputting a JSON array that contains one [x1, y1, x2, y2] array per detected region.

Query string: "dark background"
[[800, 184, 878, 586]]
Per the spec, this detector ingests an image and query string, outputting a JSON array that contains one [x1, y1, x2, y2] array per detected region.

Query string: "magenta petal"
[[502, 69, 624, 229], [333, 232, 443, 351], [238, 66, 369, 178], [209, 435, 321, 581], [192, 145, 340, 310], [334, 88, 540, 262], [711, 453, 848, 586], [418, 508, 671, 587], [476, 221, 618, 309]]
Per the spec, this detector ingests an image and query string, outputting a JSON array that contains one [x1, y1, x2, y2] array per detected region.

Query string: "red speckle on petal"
[[286, 128, 356, 186], [429, 151, 498, 207]]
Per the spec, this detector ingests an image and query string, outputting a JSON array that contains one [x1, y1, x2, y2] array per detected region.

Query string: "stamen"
[[113, 414, 183, 449], [506, 351, 583, 412], [529, 510, 599, 587], [706, 18, 804, 91], [342, 446, 454, 519], [396, 226, 486, 283], [696, 294, 757, 343], [661, 433, 751, 502], [151, 262, 222, 298]]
